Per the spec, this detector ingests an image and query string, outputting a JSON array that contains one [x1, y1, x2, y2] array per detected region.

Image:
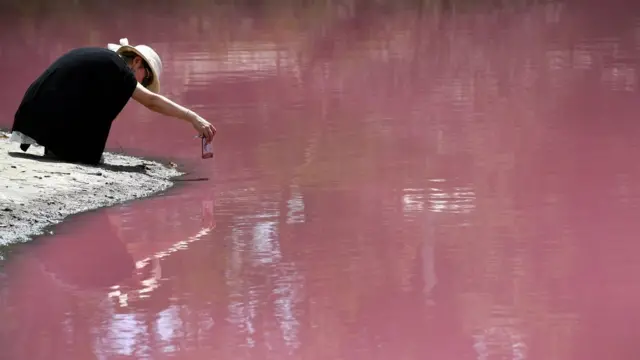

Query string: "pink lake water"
[[2, 1, 640, 359]]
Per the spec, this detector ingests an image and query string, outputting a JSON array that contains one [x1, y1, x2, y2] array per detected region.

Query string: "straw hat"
[[107, 38, 162, 93]]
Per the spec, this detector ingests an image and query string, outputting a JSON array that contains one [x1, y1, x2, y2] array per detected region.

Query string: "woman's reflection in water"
[[0, 211, 136, 360]]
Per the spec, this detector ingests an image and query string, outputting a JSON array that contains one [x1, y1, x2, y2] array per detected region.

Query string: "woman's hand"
[[188, 111, 216, 141]]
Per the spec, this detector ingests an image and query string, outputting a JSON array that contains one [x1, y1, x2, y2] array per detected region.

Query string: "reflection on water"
[[2, 1, 640, 359], [286, 184, 306, 224], [428, 181, 476, 214]]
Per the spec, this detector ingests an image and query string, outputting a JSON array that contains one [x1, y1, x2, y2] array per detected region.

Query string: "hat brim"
[[110, 44, 161, 93]]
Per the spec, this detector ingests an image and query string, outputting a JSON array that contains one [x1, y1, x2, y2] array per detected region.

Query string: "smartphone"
[[202, 136, 213, 159]]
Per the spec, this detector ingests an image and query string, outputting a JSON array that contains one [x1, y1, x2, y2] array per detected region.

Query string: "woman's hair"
[[119, 50, 139, 65], [119, 50, 153, 88]]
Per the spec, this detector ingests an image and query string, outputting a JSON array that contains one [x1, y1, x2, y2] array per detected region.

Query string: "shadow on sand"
[[7, 151, 150, 174]]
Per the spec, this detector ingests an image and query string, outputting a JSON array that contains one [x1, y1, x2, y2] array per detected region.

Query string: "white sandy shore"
[[0, 131, 182, 251]]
